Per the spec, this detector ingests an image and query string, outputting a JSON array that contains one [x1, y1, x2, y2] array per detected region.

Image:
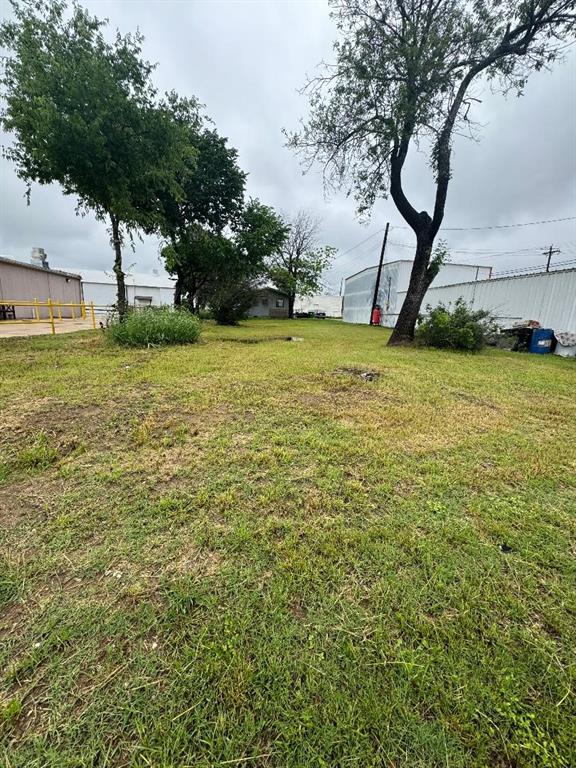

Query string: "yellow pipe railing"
[[0, 299, 98, 334]]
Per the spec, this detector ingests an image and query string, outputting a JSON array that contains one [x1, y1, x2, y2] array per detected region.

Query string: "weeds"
[[106, 306, 201, 347], [15, 431, 58, 470]]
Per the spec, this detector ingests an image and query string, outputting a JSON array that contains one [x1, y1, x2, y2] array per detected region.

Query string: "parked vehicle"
[[295, 310, 327, 319]]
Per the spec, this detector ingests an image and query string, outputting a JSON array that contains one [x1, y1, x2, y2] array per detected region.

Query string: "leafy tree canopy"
[[158, 92, 247, 240], [0, 0, 191, 315], [1, 0, 188, 226], [163, 199, 287, 310]]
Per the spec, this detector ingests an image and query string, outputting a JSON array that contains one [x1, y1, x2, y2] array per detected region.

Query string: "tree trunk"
[[173, 271, 183, 306], [288, 293, 295, 319], [110, 214, 127, 320], [388, 238, 433, 345]]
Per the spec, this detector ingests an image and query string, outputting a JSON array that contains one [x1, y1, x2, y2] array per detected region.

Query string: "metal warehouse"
[[0, 251, 82, 319], [343, 260, 491, 325], [79, 269, 176, 309], [420, 268, 576, 330]]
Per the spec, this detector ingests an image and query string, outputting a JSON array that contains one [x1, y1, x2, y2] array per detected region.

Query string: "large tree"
[[157, 93, 247, 306], [0, 0, 188, 318], [288, 0, 576, 344], [162, 199, 287, 312], [268, 210, 336, 318]]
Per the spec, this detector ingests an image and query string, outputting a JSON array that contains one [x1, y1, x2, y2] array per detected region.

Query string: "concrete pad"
[[0, 318, 96, 339]]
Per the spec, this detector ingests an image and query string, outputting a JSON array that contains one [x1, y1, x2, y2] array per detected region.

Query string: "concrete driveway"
[[0, 318, 96, 339]]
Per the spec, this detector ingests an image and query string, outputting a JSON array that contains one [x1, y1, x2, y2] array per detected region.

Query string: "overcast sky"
[[1, 0, 575, 290]]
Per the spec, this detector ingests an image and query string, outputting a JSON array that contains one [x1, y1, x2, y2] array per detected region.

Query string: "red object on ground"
[[371, 307, 382, 326]]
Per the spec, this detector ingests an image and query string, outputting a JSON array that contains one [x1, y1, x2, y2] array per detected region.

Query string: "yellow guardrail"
[[0, 299, 97, 334]]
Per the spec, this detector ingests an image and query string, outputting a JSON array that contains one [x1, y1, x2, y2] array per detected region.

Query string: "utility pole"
[[543, 244, 560, 273], [370, 222, 389, 324]]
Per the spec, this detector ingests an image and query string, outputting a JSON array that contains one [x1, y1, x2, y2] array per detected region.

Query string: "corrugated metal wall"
[[343, 264, 401, 324], [81, 282, 176, 308], [0, 261, 82, 318], [343, 262, 493, 325], [409, 269, 576, 330]]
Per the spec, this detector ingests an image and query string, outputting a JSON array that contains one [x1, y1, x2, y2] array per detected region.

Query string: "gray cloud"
[[1, 1, 575, 290]]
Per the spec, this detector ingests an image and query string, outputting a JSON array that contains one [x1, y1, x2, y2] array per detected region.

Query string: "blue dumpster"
[[529, 328, 554, 354]]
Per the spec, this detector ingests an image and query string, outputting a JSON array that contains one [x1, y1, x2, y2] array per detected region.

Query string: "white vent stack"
[[31, 247, 50, 269]]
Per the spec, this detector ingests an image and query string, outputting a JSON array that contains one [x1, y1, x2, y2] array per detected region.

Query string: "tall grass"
[[106, 306, 201, 347]]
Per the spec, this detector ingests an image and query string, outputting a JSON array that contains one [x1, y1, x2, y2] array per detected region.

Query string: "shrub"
[[208, 280, 258, 325], [416, 299, 495, 352], [106, 306, 201, 347]]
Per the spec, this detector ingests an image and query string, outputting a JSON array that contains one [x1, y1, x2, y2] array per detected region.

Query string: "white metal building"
[[343, 260, 492, 325], [79, 269, 176, 309], [419, 268, 576, 330], [294, 294, 343, 317]]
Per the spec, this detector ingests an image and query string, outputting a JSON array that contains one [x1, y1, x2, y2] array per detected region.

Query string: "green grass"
[[0, 319, 575, 767], [106, 306, 202, 347]]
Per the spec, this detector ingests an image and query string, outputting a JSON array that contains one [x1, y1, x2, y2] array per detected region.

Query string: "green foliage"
[[0, 698, 22, 730], [164, 199, 287, 311], [268, 210, 335, 316], [416, 299, 496, 352], [157, 92, 255, 311], [235, 199, 288, 266], [208, 280, 258, 325], [0, 1, 187, 226], [106, 307, 201, 347], [496, 686, 567, 767], [427, 239, 450, 283], [158, 92, 246, 239], [0, 0, 191, 315], [162, 225, 237, 310]]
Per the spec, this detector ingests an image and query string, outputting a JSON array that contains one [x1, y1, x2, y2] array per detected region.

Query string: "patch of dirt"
[[169, 548, 222, 578], [220, 335, 303, 344], [334, 367, 381, 381], [0, 601, 29, 641], [290, 600, 307, 620]]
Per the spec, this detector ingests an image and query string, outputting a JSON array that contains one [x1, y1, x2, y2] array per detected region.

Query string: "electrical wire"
[[336, 216, 576, 262], [492, 258, 576, 276], [393, 215, 576, 231]]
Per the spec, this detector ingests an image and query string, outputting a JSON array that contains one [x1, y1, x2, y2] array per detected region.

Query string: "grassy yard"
[[1, 319, 575, 767]]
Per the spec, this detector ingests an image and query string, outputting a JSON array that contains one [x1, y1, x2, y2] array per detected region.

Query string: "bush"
[[415, 299, 495, 352], [106, 306, 201, 347], [208, 280, 258, 325]]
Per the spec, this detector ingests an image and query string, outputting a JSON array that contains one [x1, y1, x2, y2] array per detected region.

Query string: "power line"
[[493, 258, 576, 276], [338, 229, 384, 258], [336, 216, 576, 261], [392, 215, 576, 232]]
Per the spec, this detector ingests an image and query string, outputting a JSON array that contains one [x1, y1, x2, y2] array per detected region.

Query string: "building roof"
[[0, 254, 81, 281], [78, 269, 176, 288], [345, 259, 491, 282]]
